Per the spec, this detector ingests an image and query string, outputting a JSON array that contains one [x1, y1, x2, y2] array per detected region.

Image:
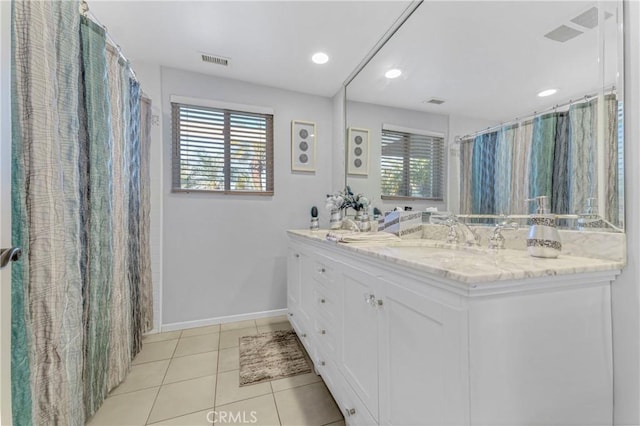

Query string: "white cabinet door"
[[286, 248, 303, 335], [339, 268, 383, 422], [287, 248, 301, 309], [298, 253, 316, 329], [379, 281, 469, 426]]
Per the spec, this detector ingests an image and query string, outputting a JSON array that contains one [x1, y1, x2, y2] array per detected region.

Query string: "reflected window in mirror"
[[380, 126, 444, 201]]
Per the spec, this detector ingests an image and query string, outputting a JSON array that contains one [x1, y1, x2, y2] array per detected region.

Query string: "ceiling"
[[89, 0, 412, 98], [346, 1, 621, 123], [89, 1, 622, 123]]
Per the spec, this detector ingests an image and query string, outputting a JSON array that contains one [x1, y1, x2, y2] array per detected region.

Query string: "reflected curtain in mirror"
[[460, 95, 619, 222]]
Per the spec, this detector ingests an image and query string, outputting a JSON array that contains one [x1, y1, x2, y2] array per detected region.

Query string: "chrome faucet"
[[445, 218, 460, 244], [341, 218, 361, 232], [444, 216, 480, 246], [488, 219, 519, 250]]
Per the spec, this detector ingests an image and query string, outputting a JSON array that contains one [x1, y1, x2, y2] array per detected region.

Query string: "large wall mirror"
[[345, 0, 624, 231]]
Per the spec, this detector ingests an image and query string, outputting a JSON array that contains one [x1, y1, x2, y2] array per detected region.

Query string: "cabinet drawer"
[[314, 284, 338, 325], [340, 381, 379, 426], [315, 354, 377, 426], [292, 321, 315, 359], [312, 257, 338, 289], [313, 315, 336, 357]]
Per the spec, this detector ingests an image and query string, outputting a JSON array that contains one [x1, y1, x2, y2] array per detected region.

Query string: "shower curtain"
[[460, 96, 619, 223], [471, 132, 497, 214], [11, 1, 153, 424]]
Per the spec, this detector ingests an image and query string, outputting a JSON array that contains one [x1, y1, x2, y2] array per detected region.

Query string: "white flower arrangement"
[[326, 186, 370, 212]]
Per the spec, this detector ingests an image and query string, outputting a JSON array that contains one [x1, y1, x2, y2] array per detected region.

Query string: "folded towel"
[[326, 231, 401, 243]]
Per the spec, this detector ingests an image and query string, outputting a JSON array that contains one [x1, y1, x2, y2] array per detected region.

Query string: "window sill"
[[381, 195, 444, 202], [172, 188, 274, 196]]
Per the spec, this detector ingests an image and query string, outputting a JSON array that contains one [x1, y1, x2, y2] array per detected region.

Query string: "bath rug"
[[239, 330, 312, 386]]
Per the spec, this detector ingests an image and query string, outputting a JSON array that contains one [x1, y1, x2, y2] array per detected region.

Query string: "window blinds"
[[381, 129, 444, 200], [171, 103, 274, 194]]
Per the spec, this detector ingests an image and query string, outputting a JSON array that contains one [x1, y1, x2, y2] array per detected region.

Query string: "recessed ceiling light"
[[311, 52, 329, 65], [385, 69, 402, 79], [538, 89, 557, 97]]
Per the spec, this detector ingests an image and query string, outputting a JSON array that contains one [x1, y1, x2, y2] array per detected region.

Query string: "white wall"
[[613, 1, 640, 423], [345, 100, 449, 212], [160, 67, 334, 326]]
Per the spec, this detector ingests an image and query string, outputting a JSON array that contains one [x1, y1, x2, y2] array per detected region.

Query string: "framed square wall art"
[[348, 127, 369, 176], [291, 120, 316, 172]]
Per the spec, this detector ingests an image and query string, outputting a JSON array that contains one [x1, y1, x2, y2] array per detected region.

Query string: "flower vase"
[[329, 209, 342, 230], [358, 210, 371, 232]]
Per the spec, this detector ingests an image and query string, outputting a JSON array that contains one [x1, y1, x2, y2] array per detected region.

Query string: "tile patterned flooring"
[[86, 316, 345, 426]]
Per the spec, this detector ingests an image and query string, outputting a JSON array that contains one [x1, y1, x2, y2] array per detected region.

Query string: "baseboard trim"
[[158, 308, 288, 333]]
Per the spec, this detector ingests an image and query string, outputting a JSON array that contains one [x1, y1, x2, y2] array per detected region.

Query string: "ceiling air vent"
[[425, 98, 445, 105], [571, 7, 613, 29], [201, 53, 230, 67], [544, 25, 583, 43]]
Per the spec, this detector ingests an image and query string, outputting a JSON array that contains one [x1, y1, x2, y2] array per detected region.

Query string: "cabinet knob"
[[295, 253, 300, 258], [319, 267, 326, 273], [319, 329, 326, 335], [319, 298, 326, 304], [288, 312, 294, 317], [301, 333, 307, 338], [345, 408, 356, 417], [319, 361, 326, 366], [377, 299, 384, 306], [365, 293, 376, 307]]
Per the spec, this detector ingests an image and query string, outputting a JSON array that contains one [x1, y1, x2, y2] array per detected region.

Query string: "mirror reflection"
[[345, 0, 623, 231]]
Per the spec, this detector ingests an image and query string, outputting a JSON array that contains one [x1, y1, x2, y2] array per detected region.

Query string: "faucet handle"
[[497, 217, 519, 230], [489, 221, 518, 250], [488, 229, 506, 250], [445, 222, 459, 244]]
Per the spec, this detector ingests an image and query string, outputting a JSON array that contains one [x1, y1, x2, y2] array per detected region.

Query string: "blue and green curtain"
[[459, 95, 619, 223], [11, 1, 153, 424]]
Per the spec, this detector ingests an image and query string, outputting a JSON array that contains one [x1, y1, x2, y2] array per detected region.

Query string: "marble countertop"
[[288, 230, 624, 285]]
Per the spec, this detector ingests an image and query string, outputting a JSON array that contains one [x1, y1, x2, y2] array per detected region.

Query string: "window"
[[380, 127, 444, 200], [171, 101, 274, 194]]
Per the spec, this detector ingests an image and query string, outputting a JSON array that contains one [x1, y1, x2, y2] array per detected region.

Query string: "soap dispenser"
[[310, 206, 319, 231], [577, 198, 605, 231], [526, 196, 562, 258]]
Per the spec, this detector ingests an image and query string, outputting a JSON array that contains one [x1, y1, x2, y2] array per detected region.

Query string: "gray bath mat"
[[239, 330, 312, 386]]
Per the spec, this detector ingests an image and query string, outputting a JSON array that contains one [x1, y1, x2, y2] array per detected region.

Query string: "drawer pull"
[[345, 408, 356, 417], [319, 329, 326, 335], [319, 361, 326, 366], [301, 333, 307, 338]]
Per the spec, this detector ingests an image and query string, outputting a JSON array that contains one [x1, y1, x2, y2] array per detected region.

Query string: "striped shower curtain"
[[11, 1, 153, 424], [460, 97, 619, 224]]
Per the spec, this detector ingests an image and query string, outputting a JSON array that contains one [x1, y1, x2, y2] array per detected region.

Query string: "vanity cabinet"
[[287, 234, 617, 426]]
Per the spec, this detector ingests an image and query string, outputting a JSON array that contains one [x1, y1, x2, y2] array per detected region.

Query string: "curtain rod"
[[79, 0, 139, 83], [455, 85, 616, 143]]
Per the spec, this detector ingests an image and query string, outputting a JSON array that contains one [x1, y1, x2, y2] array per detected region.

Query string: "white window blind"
[[172, 102, 274, 194], [380, 129, 444, 200]]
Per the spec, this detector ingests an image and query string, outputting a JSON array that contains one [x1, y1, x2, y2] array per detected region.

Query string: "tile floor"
[[86, 316, 345, 426]]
